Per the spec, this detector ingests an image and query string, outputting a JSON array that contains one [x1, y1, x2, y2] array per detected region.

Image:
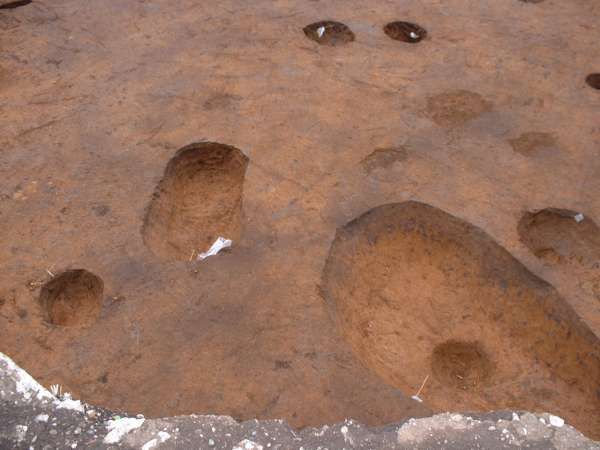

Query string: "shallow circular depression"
[[141, 142, 249, 261], [508, 132, 557, 157], [303, 21, 355, 46], [425, 90, 492, 127], [39, 269, 104, 327], [321, 201, 600, 437], [384, 21, 427, 43]]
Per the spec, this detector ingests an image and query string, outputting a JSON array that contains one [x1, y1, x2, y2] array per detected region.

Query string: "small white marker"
[[574, 213, 584, 223], [317, 26, 325, 38], [411, 374, 429, 403], [196, 237, 232, 261]]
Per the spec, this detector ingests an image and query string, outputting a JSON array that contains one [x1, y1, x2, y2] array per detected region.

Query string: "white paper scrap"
[[196, 237, 232, 261]]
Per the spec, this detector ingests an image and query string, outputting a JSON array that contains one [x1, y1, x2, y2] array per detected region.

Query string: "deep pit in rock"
[[39, 269, 104, 327], [142, 142, 249, 261], [384, 21, 427, 43], [518, 208, 600, 266], [518, 208, 600, 301], [321, 201, 600, 437], [303, 21, 355, 46]]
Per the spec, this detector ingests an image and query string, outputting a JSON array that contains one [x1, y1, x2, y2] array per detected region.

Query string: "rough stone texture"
[[1, 353, 599, 449]]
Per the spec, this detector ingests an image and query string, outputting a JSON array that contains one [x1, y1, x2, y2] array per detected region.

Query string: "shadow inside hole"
[[432, 340, 493, 390], [0, 0, 32, 9], [586, 74, 600, 90], [384, 21, 427, 43]]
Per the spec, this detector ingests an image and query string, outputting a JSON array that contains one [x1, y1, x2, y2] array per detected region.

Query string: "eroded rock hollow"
[[321, 201, 600, 436], [142, 142, 249, 261]]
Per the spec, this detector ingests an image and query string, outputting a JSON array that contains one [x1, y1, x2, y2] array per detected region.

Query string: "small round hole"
[[384, 21, 427, 43], [39, 269, 104, 327], [432, 340, 493, 390], [585, 74, 600, 90], [303, 21, 355, 46]]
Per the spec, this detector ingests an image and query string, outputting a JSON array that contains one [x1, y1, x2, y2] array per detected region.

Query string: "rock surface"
[[2, 0, 600, 438], [2, 353, 598, 450], [2, 0, 600, 444]]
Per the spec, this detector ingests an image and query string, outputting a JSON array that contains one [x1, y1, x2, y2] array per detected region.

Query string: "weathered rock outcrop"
[[1, 353, 598, 450]]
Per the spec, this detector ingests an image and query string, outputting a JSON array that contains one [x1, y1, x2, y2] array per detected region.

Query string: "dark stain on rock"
[[203, 93, 239, 111], [509, 132, 557, 157], [274, 360, 292, 370], [361, 147, 408, 173], [426, 90, 492, 127], [97, 372, 108, 384], [92, 204, 110, 217], [304, 351, 317, 360]]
